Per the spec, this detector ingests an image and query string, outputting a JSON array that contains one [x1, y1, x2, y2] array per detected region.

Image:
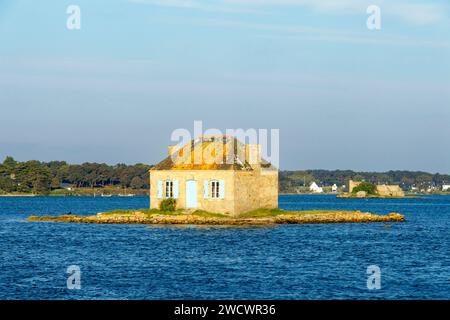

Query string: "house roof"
[[151, 136, 274, 171]]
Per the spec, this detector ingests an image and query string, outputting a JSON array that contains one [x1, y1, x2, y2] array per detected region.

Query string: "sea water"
[[0, 195, 449, 299]]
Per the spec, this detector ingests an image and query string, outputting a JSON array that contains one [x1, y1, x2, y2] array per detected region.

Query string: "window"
[[211, 180, 220, 199], [165, 180, 173, 198]]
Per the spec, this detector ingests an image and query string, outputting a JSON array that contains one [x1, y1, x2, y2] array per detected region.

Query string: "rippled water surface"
[[0, 195, 449, 299]]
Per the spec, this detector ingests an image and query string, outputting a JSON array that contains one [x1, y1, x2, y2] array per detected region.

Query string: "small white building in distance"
[[332, 184, 338, 193], [309, 182, 323, 193], [443, 185, 450, 192]]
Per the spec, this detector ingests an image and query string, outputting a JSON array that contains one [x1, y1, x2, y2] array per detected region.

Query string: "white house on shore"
[[309, 182, 323, 193], [443, 185, 450, 192], [331, 184, 338, 193]]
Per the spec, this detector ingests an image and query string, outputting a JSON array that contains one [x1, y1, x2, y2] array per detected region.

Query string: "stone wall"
[[234, 169, 278, 214], [348, 180, 361, 193], [149, 168, 278, 215], [149, 170, 235, 214], [376, 185, 405, 197]]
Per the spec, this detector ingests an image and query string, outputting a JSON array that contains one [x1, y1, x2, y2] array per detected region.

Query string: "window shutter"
[[173, 180, 179, 199], [204, 180, 209, 199], [219, 180, 225, 199], [157, 180, 162, 199]]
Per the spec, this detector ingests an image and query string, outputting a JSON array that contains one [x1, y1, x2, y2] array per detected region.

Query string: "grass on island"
[[239, 208, 356, 218], [98, 207, 363, 219], [27, 207, 405, 225], [99, 208, 229, 218]]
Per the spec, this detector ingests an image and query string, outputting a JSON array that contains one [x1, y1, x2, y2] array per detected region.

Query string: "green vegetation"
[[0, 156, 151, 195], [352, 182, 377, 195], [239, 208, 286, 218], [238, 208, 360, 218], [2, 155, 449, 196], [99, 207, 365, 218], [159, 198, 177, 211], [101, 208, 161, 215], [104, 209, 224, 217], [99, 208, 226, 218], [28, 208, 406, 225], [188, 210, 229, 218], [280, 170, 450, 194]]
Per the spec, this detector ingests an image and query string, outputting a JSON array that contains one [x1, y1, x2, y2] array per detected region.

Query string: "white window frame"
[[165, 180, 173, 198], [210, 180, 220, 199]]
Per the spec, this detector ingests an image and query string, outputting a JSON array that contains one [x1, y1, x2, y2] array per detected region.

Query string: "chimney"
[[245, 144, 261, 166], [168, 145, 177, 157]]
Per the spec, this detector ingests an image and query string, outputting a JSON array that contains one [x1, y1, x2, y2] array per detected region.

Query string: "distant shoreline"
[[1, 192, 446, 197], [1, 156, 449, 197], [0, 194, 36, 197]]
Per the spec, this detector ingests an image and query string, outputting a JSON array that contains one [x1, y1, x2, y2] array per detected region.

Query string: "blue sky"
[[0, 0, 449, 172]]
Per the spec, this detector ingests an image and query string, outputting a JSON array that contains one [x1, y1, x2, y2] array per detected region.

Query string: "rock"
[[356, 191, 367, 198], [27, 210, 405, 225]]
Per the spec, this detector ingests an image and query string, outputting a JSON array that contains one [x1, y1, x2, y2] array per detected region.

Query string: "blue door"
[[186, 180, 197, 208]]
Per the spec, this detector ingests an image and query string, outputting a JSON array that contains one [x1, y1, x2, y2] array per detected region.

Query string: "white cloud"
[[129, 0, 448, 25], [143, 16, 450, 49], [225, 0, 365, 13], [128, 0, 258, 13], [387, 3, 446, 25]]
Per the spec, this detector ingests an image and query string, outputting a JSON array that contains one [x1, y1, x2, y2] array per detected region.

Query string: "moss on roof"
[[151, 136, 274, 171]]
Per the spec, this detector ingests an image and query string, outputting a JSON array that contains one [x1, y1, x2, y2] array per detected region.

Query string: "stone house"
[[149, 136, 278, 215]]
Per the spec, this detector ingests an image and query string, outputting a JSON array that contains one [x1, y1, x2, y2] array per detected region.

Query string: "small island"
[[337, 180, 406, 199], [28, 208, 405, 226]]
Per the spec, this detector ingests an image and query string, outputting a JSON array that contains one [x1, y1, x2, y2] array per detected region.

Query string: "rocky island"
[[337, 180, 406, 199], [28, 208, 405, 226]]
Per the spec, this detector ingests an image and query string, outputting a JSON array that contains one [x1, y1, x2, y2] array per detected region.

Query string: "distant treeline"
[[0, 156, 151, 195], [1, 156, 449, 195], [280, 170, 450, 193]]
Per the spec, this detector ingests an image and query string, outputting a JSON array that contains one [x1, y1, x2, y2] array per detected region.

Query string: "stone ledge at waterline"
[[27, 208, 405, 226]]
